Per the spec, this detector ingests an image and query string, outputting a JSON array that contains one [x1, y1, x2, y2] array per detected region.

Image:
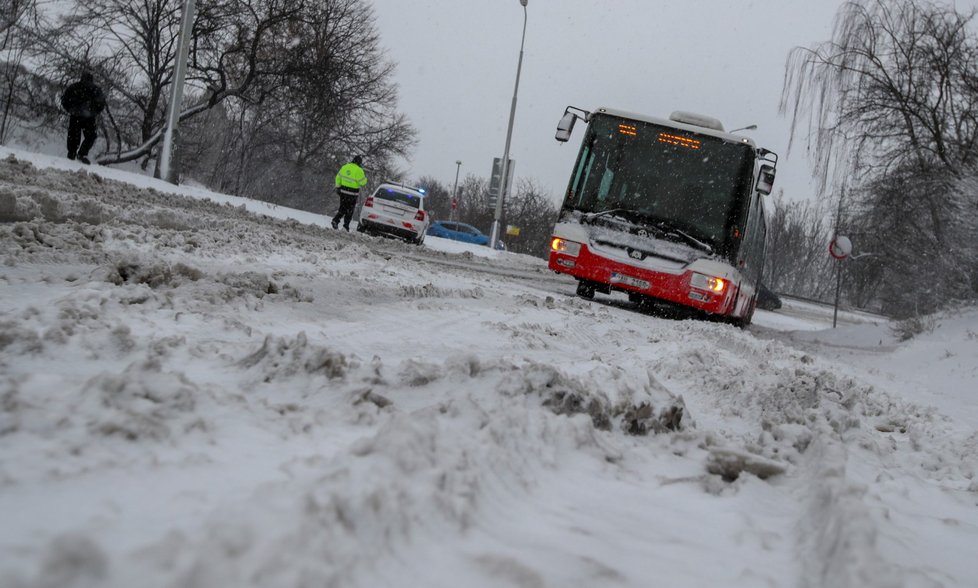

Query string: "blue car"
[[427, 221, 505, 249]]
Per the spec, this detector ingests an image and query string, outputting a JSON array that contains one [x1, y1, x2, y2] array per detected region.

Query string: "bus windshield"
[[565, 114, 756, 252]]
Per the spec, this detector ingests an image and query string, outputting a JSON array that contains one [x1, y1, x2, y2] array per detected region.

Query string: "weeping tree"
[[846, 160, 978, 314], [781, 0, 978, 316]]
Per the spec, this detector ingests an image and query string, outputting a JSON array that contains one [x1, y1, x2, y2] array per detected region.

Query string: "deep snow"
[[1, 146, 976, 587]]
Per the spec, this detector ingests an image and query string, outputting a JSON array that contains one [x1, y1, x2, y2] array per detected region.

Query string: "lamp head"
[[729, 124, 758, 133], [520, 0, 528, 6]]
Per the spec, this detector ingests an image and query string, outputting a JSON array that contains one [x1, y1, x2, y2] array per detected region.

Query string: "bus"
[[548, 107, 777, 327]]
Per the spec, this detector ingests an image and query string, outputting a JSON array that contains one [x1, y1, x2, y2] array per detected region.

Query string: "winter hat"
[[352, 155, 363, 166]]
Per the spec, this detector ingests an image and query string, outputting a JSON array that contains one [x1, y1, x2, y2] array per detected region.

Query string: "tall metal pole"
[[451, 160, 462, 223], [159, 0, 196, 184], [833, 261, 842, 328], [831, 180, 844, 329], [489, 0, 528, 248]]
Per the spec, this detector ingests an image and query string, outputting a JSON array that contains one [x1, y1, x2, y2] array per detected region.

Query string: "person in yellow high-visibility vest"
[[331, 155, 368, 231]]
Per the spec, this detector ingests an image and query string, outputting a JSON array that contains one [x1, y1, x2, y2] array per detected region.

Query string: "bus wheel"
[[576, 280, 596, 299], [730, 296, 757, 329], [629, 292, 653, 311]]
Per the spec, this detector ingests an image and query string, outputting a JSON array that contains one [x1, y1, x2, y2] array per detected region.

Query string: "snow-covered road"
[[2, 150, 976, 587]]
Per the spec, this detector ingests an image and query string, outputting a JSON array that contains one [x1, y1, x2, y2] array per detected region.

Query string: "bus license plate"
[[610, 272, 649, 290]]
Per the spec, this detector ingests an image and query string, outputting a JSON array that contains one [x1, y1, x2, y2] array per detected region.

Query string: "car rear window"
[[376, 188, 422, 208]]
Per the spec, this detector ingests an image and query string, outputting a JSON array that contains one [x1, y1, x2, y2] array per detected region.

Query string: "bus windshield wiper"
[[584, 208, 666, 234], [581, 208, 631, 224], [646, 219, 713, 254]]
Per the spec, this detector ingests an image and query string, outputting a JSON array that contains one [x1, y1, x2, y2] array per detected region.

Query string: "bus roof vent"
[[669, 111, 725, 132]]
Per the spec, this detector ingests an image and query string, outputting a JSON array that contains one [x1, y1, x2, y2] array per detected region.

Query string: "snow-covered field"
[[2, 146, 977, 587]]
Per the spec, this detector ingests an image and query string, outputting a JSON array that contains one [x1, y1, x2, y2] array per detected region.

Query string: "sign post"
[[829, 236, 852, 328], [487, 157, 514, 211]]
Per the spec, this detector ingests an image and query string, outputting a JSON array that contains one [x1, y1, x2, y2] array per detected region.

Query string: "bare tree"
[[8, 0, 414, 211], [415, 176, 451, 221], [453, 175, 493, 235], [174, 0, 414, 208], [30, 0, 321, 165], [502, 178, 558, 257], [0, 0, 36, 43], [764, 194, 838, 301], [0, 0, 39, 143], [9, 0, 413, 211]]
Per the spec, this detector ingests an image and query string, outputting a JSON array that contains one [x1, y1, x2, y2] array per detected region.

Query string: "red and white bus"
[[548, 107, 777, 327]]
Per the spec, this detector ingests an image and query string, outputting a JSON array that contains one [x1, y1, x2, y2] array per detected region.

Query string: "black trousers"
[[67, 116, 98, 158], [332, 192, 358, 229]]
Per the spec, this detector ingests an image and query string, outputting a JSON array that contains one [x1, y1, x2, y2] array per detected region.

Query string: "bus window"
[[597, 164, 614, 202]]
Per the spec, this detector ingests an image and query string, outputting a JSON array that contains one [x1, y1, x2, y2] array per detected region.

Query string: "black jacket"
[[61, 78, 106, 119]]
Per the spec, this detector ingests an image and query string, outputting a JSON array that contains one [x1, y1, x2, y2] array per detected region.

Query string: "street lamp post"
[[489, 0, 528, 248], [451, 160, 462, 222], [159, 0, 196, 183]]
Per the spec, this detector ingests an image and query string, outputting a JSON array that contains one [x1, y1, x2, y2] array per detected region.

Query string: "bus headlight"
[[550, 237, 582, 257], [690, 273, 726, 294]]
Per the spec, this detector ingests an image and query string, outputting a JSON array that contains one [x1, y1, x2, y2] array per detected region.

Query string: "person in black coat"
[[60, 71, 106, 164]]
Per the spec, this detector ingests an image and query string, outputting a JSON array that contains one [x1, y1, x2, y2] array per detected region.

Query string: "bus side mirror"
[[756, 165, 776, 195], [555, 112, 577, 142]]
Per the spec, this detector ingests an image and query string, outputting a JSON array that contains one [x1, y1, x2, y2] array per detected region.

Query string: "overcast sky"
[[366, 0, 969, 206]]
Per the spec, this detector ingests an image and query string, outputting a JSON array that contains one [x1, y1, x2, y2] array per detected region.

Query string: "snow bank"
[[2, 152, 977, 587]]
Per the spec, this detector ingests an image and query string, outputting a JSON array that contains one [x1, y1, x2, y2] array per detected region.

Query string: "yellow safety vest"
[[335, 163, 367, 191]]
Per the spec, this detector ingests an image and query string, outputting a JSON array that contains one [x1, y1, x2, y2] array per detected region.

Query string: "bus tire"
[[576, 280, 596, 299], [730, 296, 757, 329]]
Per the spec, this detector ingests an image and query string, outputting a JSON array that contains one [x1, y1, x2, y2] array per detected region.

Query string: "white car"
[[356, 182, 430, 245]]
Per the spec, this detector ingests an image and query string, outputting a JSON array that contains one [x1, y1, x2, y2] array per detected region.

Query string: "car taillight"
[[364, 197, 374, 208], [415, 210, 426, 221]]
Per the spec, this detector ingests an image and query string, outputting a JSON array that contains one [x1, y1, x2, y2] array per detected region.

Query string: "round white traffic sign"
[[829, 236, 852, 260]]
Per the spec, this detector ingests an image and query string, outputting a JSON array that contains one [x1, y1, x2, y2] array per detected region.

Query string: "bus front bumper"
[[548, 244, 738, 315]]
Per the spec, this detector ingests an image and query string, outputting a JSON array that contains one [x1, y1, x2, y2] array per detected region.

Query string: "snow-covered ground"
[[2, 146, 976, 587]]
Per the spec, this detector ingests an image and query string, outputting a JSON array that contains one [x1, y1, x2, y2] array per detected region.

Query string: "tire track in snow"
[[647, 319, 972, 587]]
